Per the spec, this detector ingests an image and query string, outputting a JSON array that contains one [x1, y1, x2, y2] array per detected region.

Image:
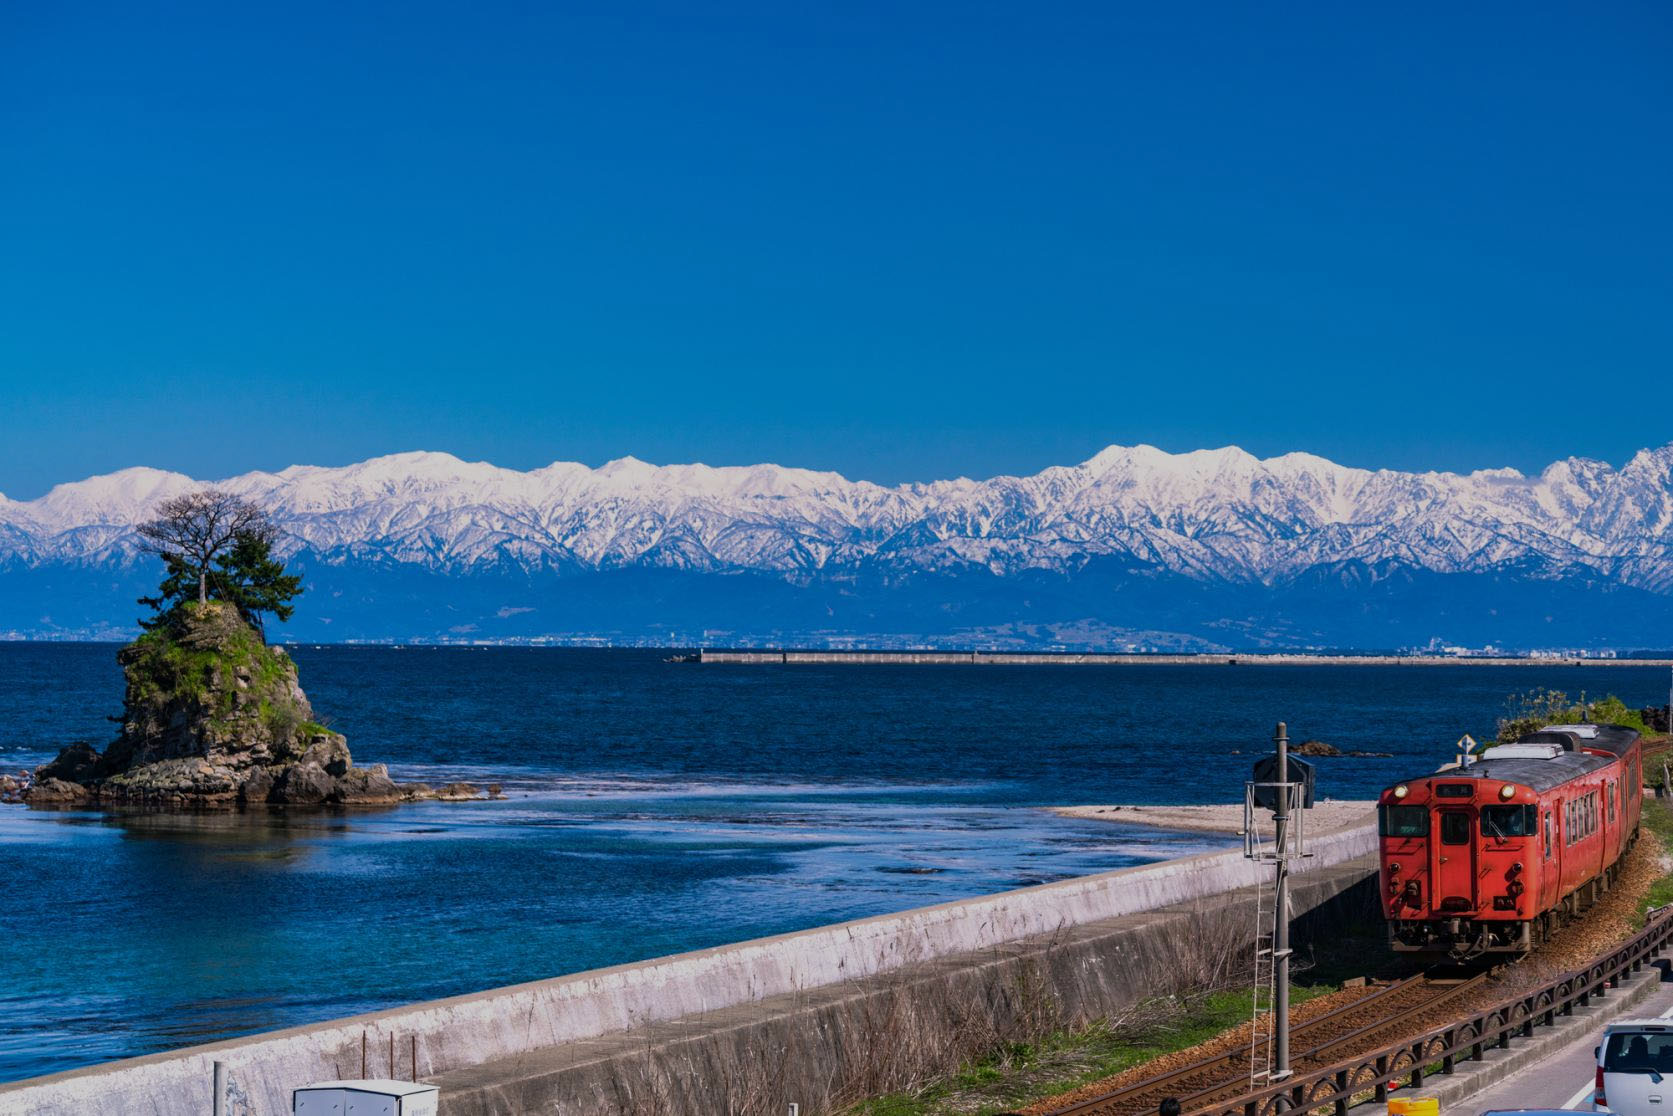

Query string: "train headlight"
[[1500, 785, 1516, 800], [1393, 784, 1409, 799]]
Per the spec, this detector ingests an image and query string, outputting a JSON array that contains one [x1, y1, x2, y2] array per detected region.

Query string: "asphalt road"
[[1467, 970, 1673, 1113]]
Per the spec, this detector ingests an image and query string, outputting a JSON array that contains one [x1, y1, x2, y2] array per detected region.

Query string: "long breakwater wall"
[[1, 824, 1378, 1116], [699, 650, 1673, 666]]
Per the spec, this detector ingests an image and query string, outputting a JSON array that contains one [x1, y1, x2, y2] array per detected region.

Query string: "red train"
[[1378, 722, 1643, 957]]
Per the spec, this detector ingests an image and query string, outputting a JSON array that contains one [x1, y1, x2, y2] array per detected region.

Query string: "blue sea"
[[1, 645, 1667, 1083]]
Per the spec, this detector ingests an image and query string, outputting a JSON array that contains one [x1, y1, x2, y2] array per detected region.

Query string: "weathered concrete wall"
[[0, 824, 1376, 1116], [436, 856, 1378, 1116]]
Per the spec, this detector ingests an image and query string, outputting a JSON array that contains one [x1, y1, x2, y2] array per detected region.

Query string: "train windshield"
[[1481, 804, 1537, 839], [1380, 805, 1428, 837]]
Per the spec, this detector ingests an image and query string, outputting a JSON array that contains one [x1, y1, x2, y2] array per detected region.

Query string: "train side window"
[[1544, 811, 1553, 858], [1379, 805, 1428, 837], [1440, 812, 1470, 845]]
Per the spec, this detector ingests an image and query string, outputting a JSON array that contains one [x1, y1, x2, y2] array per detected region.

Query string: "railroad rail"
[[1025, 907, 1673, 1116], [1025, 971, 1489, 1116]]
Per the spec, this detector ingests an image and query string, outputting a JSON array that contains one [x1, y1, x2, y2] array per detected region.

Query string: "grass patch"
[[1638, 796, 1673, 925], [840, 886, 1408, 1116], [844, 984, 1338, 1116]]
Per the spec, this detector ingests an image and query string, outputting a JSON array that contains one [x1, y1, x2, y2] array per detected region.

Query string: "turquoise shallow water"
[[2, 645, 1667, 1081]]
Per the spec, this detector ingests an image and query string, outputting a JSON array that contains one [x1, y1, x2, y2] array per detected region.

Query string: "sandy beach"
[[1050, 800, 1377, 835]]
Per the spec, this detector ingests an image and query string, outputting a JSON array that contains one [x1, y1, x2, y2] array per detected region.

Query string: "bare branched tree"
[[136, 490, 274, 605]]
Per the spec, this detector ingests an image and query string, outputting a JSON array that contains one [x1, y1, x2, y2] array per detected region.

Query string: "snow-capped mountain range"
[[4, 443, 1673, 648]]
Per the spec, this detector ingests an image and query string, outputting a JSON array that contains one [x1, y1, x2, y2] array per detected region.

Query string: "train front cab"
[[1380, 777, 1542, 956]]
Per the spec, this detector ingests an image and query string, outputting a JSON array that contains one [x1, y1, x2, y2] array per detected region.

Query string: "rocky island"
[[22, 489, 484, 810]]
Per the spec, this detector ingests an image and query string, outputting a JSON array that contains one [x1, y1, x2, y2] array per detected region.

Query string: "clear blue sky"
[[2, 2, 1670, 498]]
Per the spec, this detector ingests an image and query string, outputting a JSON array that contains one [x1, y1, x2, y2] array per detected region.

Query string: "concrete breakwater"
[[1, 824, 1376, 1116], [699, 649, 1673, 666]]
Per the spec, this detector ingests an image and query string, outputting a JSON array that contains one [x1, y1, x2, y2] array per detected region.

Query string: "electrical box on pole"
[[1250, 754, 1315, 811]]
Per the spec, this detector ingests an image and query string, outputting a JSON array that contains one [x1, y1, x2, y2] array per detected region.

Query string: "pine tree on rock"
[[137, 490, 303, 637]]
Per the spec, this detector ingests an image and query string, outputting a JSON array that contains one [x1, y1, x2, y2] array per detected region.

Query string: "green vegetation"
[[1497, 688, 1649, 743], [140, 530, 302, 637], [121, 600, 307, 740], [1638, 797, 1673, 926], [844, 984, 1338, 1116], [124, 602, 276, 705]]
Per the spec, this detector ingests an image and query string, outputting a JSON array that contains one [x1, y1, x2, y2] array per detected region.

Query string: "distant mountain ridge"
[[3, 444, 1672, 648]]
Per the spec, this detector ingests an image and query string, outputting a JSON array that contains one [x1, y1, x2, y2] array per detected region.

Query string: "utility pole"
[[1271, 721, 1292, 1081], [1244, 722, 1310, 1088]]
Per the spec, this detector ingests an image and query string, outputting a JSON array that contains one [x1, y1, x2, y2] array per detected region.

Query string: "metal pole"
[[212, 1061, 227, 1116], [1273, 721, 1291, 1081]]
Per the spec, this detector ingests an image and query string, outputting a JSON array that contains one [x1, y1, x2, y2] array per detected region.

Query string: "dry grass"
[[600, 902, 1259, 1116]]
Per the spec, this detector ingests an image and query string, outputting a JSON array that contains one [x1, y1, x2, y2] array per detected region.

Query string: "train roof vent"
[[1556, 723, 1600, 738], [1482, 743, 1565, 760]]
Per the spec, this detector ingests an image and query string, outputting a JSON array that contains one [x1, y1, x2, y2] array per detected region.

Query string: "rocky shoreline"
[[15, 601, 498, 811]]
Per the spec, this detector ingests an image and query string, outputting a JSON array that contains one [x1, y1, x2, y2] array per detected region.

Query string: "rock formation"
[[26, 601, 477, 808]]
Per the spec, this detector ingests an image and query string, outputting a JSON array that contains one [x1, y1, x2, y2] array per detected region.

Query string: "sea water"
[[1, 645, 1665, 1081]]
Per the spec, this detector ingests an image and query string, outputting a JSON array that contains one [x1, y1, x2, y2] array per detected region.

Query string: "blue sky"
[[2, 2, 1670, 498]]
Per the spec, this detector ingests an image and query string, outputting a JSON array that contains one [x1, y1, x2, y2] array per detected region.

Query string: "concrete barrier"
[[0, 822, 1377, 1116]]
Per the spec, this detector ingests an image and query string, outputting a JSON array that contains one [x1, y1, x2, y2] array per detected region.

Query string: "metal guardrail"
[[1188, 907, 1673, 1116]]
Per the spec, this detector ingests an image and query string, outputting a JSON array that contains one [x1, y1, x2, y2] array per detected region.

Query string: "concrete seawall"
[[698, 650, 1672, 666], [0, 824, 1377, 1116]]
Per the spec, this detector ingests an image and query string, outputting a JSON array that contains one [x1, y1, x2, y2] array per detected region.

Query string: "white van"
[[1597, 1019, 1673, 1114]]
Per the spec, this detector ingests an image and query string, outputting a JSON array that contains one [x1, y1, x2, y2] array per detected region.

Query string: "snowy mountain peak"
[[4, 444, 1673, 643]]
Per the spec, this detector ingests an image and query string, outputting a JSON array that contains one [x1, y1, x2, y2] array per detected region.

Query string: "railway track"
[[1029, 968, 1493, 1116]]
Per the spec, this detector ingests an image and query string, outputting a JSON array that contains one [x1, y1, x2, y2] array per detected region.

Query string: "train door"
[[1433, 808, 1476, 910], [1544, 806, 1560, 908]]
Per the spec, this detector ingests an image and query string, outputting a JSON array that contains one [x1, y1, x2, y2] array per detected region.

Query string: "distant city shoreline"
[[5, 637, 1671, 664], [695, 649, 1673, 666]]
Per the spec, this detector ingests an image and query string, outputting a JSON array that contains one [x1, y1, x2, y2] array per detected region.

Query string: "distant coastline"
[[697, 649, 1673, 666]]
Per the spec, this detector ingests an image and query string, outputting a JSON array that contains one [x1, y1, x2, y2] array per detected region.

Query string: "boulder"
[[334, 764, 401, 805], [270, 762, 334, 805], [35, 742, 105, 784], [300, 733, 351, 777], [1293, 739, 1342, 757], [26, 778, 92, 804], [398, 783, 436, 800], [434, 782, 481, 801], [240, 768, 276, 804]]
